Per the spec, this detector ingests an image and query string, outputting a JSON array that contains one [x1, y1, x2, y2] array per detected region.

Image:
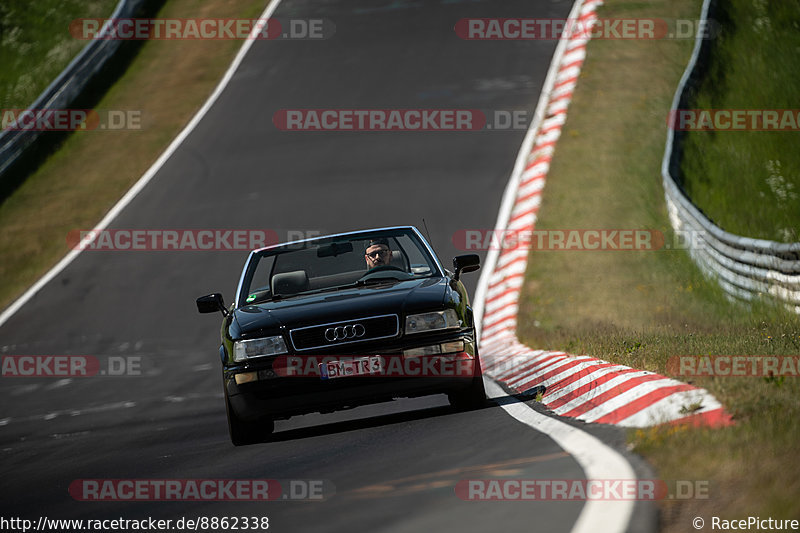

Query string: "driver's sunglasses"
[[366, 248, 390, 258]]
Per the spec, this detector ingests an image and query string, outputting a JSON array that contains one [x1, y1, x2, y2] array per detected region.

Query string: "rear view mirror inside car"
[[317, 241, 354, 257]]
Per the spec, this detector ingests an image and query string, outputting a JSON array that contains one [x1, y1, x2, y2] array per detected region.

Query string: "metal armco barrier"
[[0, 0, 146, 178], [661, 0, 800, 312]]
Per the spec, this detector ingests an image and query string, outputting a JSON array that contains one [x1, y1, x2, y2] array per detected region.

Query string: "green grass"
[[679, 0, 800, 242], [513, 0, 800, 529], [563, 329, 800, 524], [0, 0, 118, 110]]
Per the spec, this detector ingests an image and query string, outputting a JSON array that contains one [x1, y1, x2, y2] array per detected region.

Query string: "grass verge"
[[680, 0, 800, 242], [0, 0, 118, 109], [0, 0, 268, 311], [514, 0, 800, 529]]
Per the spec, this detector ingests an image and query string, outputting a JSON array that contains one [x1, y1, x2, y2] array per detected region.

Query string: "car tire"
[[225, 393, 274, 446], [448, 361, 487, 411]]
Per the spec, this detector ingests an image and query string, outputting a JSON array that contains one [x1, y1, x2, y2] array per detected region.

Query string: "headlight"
[[233, 336, 288, 362], [405, 309, 460, 334]]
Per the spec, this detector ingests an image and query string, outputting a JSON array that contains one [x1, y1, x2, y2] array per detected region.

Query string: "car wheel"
[[225, 393, 274, 446], [448, 362, 487, 411]]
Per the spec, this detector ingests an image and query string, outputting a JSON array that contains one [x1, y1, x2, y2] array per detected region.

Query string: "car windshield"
[[239, 228, 440, 305]]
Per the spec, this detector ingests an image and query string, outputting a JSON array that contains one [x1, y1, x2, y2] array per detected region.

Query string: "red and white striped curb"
[[476, 0, 732, 428]]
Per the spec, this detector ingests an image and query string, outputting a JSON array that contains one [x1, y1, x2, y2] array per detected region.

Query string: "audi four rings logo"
[[324, 323, 366, 342]]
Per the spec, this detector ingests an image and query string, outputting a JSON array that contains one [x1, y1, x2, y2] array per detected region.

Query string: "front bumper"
[[224, 331, 479, 421]]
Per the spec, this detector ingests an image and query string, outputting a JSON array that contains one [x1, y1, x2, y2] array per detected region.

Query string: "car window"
[[241, 229, 439, 305], [394, 234, 432, 275], [244, 254, 275, 304]]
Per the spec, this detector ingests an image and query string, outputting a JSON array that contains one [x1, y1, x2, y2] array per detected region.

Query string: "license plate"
[[320, 356, 384, 380]]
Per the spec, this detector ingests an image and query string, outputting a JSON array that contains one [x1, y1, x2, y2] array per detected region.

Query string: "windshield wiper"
[[356, 276, 403, 285]]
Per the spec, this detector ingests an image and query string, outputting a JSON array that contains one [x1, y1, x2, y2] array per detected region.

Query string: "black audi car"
[[197, 226, 484, 445]]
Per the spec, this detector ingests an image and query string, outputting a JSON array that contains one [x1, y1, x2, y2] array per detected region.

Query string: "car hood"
[[232, 277, 449, 338]]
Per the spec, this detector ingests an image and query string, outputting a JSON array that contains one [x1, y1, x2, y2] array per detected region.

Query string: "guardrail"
[[0, 0, 146, 178], [661, 0, 800, 313]]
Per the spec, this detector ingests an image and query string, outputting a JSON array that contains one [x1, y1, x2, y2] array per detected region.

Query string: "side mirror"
[[196, 293, 228, 316], [453, 254, 480, 281]]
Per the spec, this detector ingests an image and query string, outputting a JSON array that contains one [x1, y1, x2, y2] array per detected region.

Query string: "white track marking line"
[[485, 379, 635, 533]]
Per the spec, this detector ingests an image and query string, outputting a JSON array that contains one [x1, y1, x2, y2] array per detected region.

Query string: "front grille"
[[290, 314, 399, 351]]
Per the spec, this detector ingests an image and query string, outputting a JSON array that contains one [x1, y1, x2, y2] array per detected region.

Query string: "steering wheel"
[[366, 265, 404, 274], [358, 264, 410, 281]]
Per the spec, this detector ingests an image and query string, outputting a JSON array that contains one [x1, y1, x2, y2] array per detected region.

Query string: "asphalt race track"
[[1, 1, 654, 531]]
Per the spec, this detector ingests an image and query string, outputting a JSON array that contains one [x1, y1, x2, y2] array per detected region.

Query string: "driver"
[[364, 238, 392, 269]]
